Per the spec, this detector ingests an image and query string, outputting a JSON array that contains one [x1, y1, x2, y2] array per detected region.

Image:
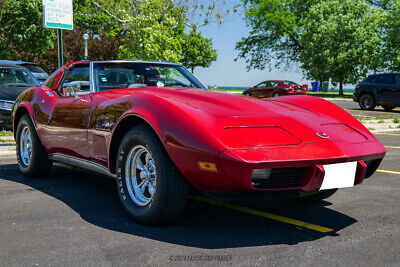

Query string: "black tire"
[[382, 105, 395, 111], [116, 125, 189, 225], [273, 92, 280, 97], [299, 189, 338, 203], [244, 92, 251, 97], [16, 114, 52, 177], [359, 94, 376, 110]]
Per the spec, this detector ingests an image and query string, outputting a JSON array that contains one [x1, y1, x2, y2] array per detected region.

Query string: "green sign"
[[43, 0, 73, 30]]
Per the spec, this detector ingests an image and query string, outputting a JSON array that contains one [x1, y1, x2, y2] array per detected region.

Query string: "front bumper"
[[217, 140, 385, 192], [0, 109, 12, 129]]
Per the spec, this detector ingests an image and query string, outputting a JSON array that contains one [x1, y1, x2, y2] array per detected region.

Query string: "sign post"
[[43, 0, 73, 68]]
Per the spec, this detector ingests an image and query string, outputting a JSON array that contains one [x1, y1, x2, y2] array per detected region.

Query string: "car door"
[[251, 82, 268, 98], [374, 74, 397, 104], [41, 64, 92, 159]]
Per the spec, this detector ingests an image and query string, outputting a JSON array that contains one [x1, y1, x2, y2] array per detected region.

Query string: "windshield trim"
[[89, 61, 207, 92]]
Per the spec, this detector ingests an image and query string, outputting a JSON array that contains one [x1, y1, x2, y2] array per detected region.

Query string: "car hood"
[[111, 87, 370, 145], [0, 86, 29, 101]]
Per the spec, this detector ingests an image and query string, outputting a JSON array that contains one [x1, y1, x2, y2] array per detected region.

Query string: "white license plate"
[[320, 162, 357, 190]]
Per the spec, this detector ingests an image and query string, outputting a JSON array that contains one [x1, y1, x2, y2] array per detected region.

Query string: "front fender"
[[111, 94, 232, 191]]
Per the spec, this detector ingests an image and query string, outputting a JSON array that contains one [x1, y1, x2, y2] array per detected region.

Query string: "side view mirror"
[[63, 81, 82, 97]]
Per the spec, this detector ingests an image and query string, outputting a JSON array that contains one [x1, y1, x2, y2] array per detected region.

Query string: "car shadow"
[[0, 163, 357, 249]]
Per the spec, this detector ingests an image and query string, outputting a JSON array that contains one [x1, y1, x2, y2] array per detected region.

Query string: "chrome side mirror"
[[63, 81, 82, 97]]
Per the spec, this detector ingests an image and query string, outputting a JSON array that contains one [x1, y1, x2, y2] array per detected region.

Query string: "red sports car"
[[243, 80, 308, 98], [12, 60, 385, 224]]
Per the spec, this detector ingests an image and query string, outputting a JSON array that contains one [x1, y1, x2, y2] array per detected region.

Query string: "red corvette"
[[12, 60, 385, 224], [243, 80, 308, 98]]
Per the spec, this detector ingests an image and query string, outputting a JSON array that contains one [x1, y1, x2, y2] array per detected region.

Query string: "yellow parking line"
[[190, 195, 334, 233], [384, 146, 400, 149], [377, 169, 400, 175], [345, 109, 400, 116], [352, 114, 375, 118], [374, 133, 400, 136]]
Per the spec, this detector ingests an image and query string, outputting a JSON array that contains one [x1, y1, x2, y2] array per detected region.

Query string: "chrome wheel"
[[19, 126, 32, 166], [125, 145, 157, 206]]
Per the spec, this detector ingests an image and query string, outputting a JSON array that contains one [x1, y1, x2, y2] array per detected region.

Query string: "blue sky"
[[194, 1, 311, 88]]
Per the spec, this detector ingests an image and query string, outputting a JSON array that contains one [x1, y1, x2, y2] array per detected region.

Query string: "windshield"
[[0, 67, 40, 87], [281, 81, 298, 86], [93, 62, 206, 91], [20, 64, 47, 74]]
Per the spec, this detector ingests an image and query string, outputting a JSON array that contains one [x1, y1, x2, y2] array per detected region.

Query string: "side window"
[[270, 81, 278, 87], [395, 74, 400, 87], [256, 82, 267, 88], [375, 74, 394, 85], [59, 66, 90, 96]]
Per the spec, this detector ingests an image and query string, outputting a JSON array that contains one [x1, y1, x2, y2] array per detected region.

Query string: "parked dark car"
[[243, 80, 308, 99], [0, 60, 48, 84], [353, 73, 400, 111], [0, 64, 40, 129]]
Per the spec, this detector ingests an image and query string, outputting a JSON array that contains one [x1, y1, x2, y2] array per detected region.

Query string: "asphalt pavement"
[[0, 100, 400, 266]]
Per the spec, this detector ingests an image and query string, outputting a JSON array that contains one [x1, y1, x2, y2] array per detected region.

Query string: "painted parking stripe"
[[351, 114, 375, 118], [345, 109, 400, 116], [384, 146, 400, 149], [374, 133, 400, 136], [377, 169, 400, 175], [190, 195, 334, 233]]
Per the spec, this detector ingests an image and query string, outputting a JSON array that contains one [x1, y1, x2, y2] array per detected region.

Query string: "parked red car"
[[243, 80, 308, 98], [12, 60, 385, 224]]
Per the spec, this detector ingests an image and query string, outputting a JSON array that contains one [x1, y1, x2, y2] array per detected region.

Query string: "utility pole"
[[57, 29, 64, 68]]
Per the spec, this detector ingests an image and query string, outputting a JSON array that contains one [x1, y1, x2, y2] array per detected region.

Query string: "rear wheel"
[[116, 125, 189, 225], [273, 92, 280, 97], [16, 114, 52, 177], [382, 105, 395, 111], [359, 94, 376, 110]]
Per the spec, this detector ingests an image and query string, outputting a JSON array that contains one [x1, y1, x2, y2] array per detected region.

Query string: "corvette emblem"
[[316, 132, 329, 139], [317, 132, 329, 139]]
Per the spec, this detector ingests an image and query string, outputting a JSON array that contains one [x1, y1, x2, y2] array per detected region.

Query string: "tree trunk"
[[191, 67, 194, 73], [339, 82, 344, 96]]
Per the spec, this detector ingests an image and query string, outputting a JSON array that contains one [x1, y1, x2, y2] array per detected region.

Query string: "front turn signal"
[[198, 161, 217, 172]]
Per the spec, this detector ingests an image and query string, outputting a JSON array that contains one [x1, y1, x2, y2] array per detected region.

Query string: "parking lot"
[[0, 100, 400, 266]]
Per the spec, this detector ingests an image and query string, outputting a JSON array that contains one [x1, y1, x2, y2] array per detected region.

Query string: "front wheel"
[[244, 92, 251, 97], [116, 125, 189, 225], [359, 94, 376, 110], [16, 114, 52, 177]]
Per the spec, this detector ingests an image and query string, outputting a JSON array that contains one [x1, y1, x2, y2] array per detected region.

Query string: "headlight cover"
[[224, 126, 301, 148], [0, 100, 14, 111]]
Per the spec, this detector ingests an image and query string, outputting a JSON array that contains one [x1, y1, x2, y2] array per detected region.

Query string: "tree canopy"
[[236, 0, 395, 94], [0, 0, 55, 60], [181, 29, 218, 72]]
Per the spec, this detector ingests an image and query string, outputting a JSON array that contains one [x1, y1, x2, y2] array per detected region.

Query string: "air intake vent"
[[252, 167, 306, 189]]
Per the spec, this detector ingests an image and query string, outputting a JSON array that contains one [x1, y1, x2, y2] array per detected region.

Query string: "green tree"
[[89, 0, 233, 63], [0, 0, 55, 60], [181, 29, 217, 72], [236, 0, 320, 71], [299, 0, 385, 95], [385, 0, 400, 71]]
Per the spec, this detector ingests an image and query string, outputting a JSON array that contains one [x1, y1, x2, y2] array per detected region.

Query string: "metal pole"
[[84, 39, 88, 58], [57, 29, 64, 68]]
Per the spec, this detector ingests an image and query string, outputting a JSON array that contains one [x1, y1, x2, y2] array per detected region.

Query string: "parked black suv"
[[353, 73, 400, 111]]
